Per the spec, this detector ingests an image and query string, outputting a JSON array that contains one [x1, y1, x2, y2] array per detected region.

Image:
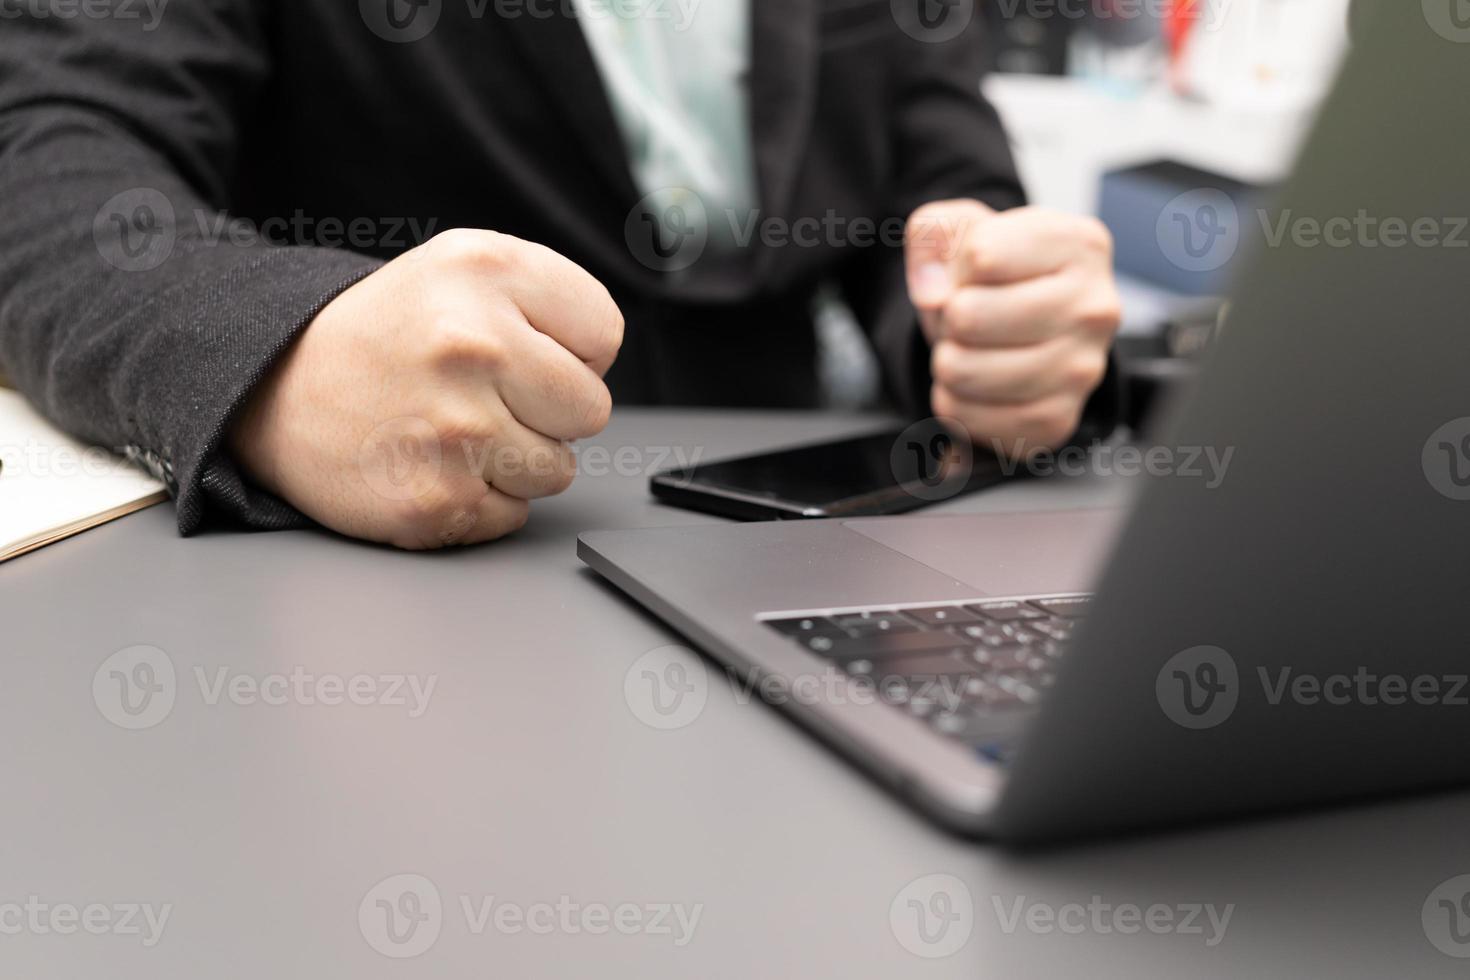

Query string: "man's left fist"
[[904, 199, 1121, 455]]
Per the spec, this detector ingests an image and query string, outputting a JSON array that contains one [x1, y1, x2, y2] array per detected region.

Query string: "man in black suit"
[[0, 0, 1120, 549]]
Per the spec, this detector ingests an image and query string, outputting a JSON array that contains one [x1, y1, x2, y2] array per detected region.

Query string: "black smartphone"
[[649, 422, 1021, 521]]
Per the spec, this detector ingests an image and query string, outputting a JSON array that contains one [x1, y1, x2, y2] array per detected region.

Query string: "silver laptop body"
[[580, 3, 1470, 842]]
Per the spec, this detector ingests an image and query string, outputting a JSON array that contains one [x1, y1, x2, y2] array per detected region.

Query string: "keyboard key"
[[954, 622, 1043, 648], [1025, 619, 1072, 642], [871, 654, 981, 681], [994, 674, 1043, 704], [903, 605, 980, 626], [932, 709, 974, 737], [820, 630, 970, 663], [845, 619, 922, 638], [1030, 595, 1091, 618], [960, 679, 1031, 711], [765, 616, 835, 636], [906, 695, 942, 719], [791, 629, 850, 655], [933, 706, 1024, 745], [876, 676, 913, 705], [966, 600, 1046, 622], [967, 646, 1033, 671], [831, 612, 917, 634]]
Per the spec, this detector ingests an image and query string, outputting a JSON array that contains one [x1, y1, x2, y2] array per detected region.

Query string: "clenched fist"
[[229, 229, 623, 550], [904, 200, 1121, 455]]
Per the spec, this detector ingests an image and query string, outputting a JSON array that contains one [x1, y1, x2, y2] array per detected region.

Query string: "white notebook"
[[0, 387, 168, 562]]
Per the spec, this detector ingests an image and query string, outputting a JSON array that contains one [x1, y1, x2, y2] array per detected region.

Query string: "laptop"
[[579, 3, 1470, 842]]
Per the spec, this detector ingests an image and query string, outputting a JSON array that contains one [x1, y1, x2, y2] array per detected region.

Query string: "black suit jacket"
[[0, 0, 1104, 533]]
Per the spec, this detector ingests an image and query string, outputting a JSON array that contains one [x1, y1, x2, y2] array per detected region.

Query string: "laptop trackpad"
[[843, 509, 1124, 597]]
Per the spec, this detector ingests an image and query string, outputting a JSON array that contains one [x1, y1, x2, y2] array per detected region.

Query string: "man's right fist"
[[229, 229, 624, 550]]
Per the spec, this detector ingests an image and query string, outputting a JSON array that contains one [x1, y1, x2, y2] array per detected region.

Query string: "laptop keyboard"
[[760, 595, 1091, 765]]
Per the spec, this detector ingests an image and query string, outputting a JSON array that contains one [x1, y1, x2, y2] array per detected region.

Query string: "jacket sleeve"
[[0, 2, 383, 533], [839, 8, 1122, 437]]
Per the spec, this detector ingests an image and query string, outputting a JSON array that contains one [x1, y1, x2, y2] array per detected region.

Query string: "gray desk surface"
[[3, 408, 1468, 978]]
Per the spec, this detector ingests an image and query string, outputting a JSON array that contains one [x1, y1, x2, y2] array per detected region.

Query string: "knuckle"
[[483, 496, 531, 540], [939, 293, 981, 341], [578, 279, 624, 364], [431, 405, 490, 449], [1026, 403, 1081, 450], [574, 379, 613, 436], [427, 228, 517, 273], [388, 483, 459, 539], [1079, 216, 1114, 258], [930, 381, 962, 421], [600, 297, 626, 361], [1076, 288, 1123, 336], [393, 481, 496, 547], [507, 502, 531, 535], [426, 228, 490, 265], [435, 503, 483, 547], [905, 201, 948, 239], [906, 200, 973, 252], [540, 451, 578, 495], [929, 341, 965, 389], [963, 234, 997, 279], [425, 314, 504, 371], [1063, 348, 1109, 393], [503, 441, 577, 497]]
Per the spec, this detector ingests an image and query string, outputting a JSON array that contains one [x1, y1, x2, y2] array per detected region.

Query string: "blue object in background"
[[1100, 159, 1273, 296]]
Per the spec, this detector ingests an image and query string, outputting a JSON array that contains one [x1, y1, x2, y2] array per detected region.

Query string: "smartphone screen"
[[650, 423, 1017, 521]]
